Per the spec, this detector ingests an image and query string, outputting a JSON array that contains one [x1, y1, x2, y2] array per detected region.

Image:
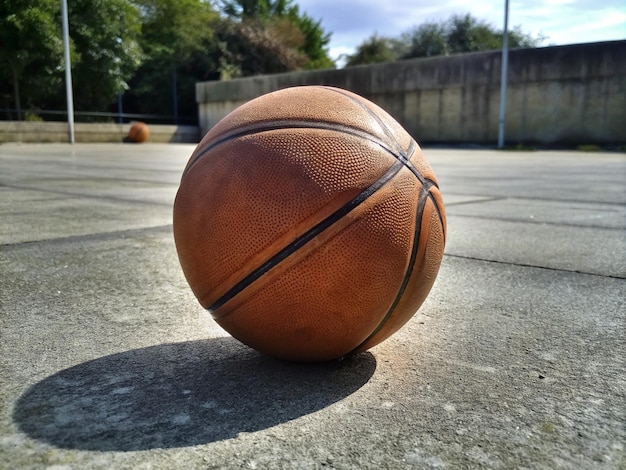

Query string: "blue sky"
[[296, 0, 626, 62]]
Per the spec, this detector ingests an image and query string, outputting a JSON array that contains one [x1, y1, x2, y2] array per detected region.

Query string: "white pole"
[[61, 0, 75, 144], [497, 0, 509, 149]]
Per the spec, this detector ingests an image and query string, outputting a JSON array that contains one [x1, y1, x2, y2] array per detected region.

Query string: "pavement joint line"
[[444, 253, 626, 280], [0, 158, 184, 176], [4, 222, 623, 281], [0, 183, 176, 207], [446, 213, 626, 230], [11, 175, 180, 185], [443, 192, 626, 207], [443, 196, 508, 206], [0, 224, 174, 250], [5, 226, 623, 282]]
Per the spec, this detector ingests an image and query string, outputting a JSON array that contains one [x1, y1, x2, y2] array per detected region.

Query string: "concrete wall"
[[0, 121, 200, 144], [196, 40, 626, 146]]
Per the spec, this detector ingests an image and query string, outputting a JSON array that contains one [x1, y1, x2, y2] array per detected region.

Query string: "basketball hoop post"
[[61, 0, 75, 144], [498, 0, 510, 149]]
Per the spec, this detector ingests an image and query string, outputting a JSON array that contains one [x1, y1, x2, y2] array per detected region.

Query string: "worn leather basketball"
[[173, 86, 446, 362], [128, 122, 150, 143]]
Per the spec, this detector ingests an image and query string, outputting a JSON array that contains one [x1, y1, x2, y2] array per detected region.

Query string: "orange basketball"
[[128, 121, 150, 143], [173, 86, 446, 362]]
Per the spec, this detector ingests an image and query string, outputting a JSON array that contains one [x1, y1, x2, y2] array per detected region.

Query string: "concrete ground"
[[0, 143, 624, 469]]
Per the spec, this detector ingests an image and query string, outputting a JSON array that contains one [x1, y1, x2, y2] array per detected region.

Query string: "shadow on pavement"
[[14, 337, 376, 451]]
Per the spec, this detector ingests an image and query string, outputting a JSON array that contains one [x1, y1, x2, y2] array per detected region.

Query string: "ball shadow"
[[13, 337, 376, 451]]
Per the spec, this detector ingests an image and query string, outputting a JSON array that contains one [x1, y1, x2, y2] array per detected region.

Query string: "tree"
[[128, 0, 220, 121], [347, 13, 545, 66], [135, 0, 218, 65], [0, 0, 144, 119], [68, 0, 143, 112], [215, 18, 306, 76], [345, 34, 397, 67], [219, 0, 333, 73], [445, 14, 543, 53], [445, 13, 502, 53], [286, 5, 333, 70], [505, 25, 546, 49], [395, 22, 448, 59], [1, 0, 334, 122], [0, 0, 63, 120], [220, 0, 289, 19], [130, 0, 218, 120]]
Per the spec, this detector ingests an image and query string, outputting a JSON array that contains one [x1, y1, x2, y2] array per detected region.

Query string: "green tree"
[[395, 22, 448, 59], [505, 25, 546, 49], [0, 0, 144, 119], [445, 13, 502, 53], [219, 0, 333, 73], [0, 0, 63, 119], [135, 0, 218, 65], [220, 0, 289, 19], [68, 0, 143, 112], [347, 13, 544, 66], [445, 14, 543, 54], [215, 17, 306, 77], [345, 34, 397, 67], [286, 5, 333, 70], [128, 0, 220, 121]]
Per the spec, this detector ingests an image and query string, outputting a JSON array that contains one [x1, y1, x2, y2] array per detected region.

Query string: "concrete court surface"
[[0, 143, 624, 469]]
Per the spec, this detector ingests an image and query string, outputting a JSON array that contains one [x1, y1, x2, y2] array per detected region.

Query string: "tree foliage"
[[286, 5, 333, 70], [0, 0, 143, 118], [220, 0, 290, 19], [135, 0, 218, 65], [219, 0, 333, 73], [126, 0, 333, 120], [1, 0, 333, 120], [395, 22, 448, 59], [344, 34, 397, 67], [126, 0, 219, 120], [347, 13, 544, 66], [216, 18, 307, 77], [68, 0, 143, 111], [0, 0, 63, 119]]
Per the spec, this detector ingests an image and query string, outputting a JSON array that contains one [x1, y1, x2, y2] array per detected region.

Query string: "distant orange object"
[[128, 122, 150, 143]]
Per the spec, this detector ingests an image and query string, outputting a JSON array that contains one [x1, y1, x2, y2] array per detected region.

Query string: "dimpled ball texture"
[[173, 86, 446, 362]]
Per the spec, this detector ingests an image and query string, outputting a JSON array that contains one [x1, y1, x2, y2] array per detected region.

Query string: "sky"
[[296, 0, 626, 63]]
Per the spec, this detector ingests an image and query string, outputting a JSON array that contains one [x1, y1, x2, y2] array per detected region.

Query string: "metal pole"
[[61, 0, 75, 144], [497, 0, 509, 149], [117, 93, 123, 124], [172, 70, 179, 125]]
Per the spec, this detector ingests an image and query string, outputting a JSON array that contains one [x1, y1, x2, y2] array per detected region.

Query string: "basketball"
[[128, 121, 150, 143], [173, 86, 446, 362]]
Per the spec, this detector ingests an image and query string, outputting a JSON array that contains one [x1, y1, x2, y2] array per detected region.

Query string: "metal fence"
[[0, 109, 197, 126]]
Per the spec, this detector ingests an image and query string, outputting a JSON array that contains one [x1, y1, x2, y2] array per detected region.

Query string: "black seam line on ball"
[[319, 86, 407, 159], [401, 142, 444, 234], [402, 134, 444, 235], [207, 160, 406, 313], [346, 182, 433, 357], [183, 120, 406, 177], [319, 86, 439, 193], [428, 191, 446, 239]]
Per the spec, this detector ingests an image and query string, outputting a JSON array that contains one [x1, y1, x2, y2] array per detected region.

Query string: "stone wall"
[[196, 40, 626, 146], [0, 121, 200, 144]]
